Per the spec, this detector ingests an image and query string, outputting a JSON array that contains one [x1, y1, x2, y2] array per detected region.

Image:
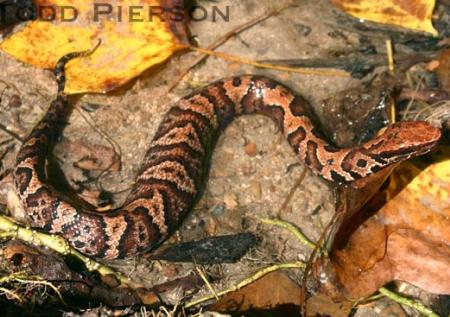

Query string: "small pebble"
[[212, 203, 226, 217], [426, 60, 440, 71], [223, 193, 238, 209], [244, 142, 258, 157], [208, 180, 225, 196], [205, 218, 217, 236], [249, 180, 262, 200]]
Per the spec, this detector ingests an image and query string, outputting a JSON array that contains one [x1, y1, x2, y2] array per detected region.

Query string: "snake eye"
[[356, 159, 367, 168]]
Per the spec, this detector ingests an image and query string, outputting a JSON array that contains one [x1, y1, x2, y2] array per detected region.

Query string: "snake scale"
[[13, 51, 441, 259]]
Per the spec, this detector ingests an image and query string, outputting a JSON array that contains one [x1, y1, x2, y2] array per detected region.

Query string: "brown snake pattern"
[[13, 53, 441, 259]]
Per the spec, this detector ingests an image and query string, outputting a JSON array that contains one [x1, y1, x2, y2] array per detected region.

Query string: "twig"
[[385, 39, 396, 122], [385, 39, 394, 76], [0, 78, 21, 96], [264, 189, 439, 317], [299, 202, 345, 314], [188, 46, 350, 78], [168, 2, 296, 92], [184, 261, 305, 308], [403, 75, 425, 118], [13, 276, 66, 306], [260, 218, 316, 249], [277, 167, 307, 216], [195, 266, 219, 301], [378, 287, 441, 317], [0, 286, 22, 302], [416, 101, 450, 122], [259, 52, 437, 78], [75, 106, 122, 195], [0, 214, 143, 290], [398, 88, 450, 104], [0, 143, 14, 171], [0, 272, 65, 304], [0, 123, 23, 142]]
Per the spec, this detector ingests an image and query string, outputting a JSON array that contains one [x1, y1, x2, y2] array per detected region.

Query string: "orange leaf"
[[319, 156, 450, 299], [210, 272, 303, 313], [331, 0, 438, 35], [0, 0, 187, 93]]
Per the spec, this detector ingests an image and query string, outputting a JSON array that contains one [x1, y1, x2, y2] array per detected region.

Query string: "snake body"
[[13, 57, 441, 259]]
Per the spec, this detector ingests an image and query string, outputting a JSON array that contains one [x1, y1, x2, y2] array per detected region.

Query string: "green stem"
[[260, 218, 316, 249], [184, 261, 305, 308], [378, 287, 440, 317]]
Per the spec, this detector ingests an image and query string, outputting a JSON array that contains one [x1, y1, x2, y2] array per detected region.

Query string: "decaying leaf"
[[319, 156, 450, 299], [0, 0, 188, 93], [0, 240, 143, 306], [331, 0, 438, 35], [306, 293, 353, 317], [209, 271, 303, 314], [437, 49, 450, 91]]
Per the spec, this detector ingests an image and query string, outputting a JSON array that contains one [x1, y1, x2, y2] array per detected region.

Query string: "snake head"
[[365, 121, 441, 164]]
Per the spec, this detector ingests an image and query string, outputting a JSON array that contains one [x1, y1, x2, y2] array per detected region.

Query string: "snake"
[[13, 50, 441, 259]]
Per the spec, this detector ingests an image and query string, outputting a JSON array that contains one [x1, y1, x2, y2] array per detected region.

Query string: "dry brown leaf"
[[0, 0, 187, 94], [320, 156, 450, 299], [209, 271, 303, 314], [306, 294, 353, 317], [437, 49, 450, 91], [331, 0, 438, 35], [0, 240, 143, 306]]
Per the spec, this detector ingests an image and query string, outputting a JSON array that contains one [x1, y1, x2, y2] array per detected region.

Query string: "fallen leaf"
[[0, 240, 143, 306], [0, 0, 188, 93], [210, 271, 303, 314], [436, 49, 450, 91], [356, 298, 408, 317], [331, 0, 438, 35], [306, 293, 353, 317], [318, 156, 450, 299]]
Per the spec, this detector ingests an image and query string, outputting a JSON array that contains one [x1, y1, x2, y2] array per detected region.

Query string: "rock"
[[223, 193, 238, 209], [244, 142, 258, 157], [249, 180, 262, 200]]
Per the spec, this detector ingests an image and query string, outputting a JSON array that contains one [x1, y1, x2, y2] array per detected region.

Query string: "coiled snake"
[[13, 51, 441, 259]]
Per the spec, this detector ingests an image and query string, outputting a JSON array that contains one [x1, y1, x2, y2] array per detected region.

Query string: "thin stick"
[[0, 272, 65, 304], [0, 123, 23, 142], [278, 167, 307, 216], [299, 185, 354, 313], [385, 39, 396, 123], [168, 2, 296, 92], [184, 261, 305, 308], [385, 39, 395, 76], [0, 287, 22, 302], [75, 106, 122, 195], [268, 190, 439, 317], [403, 75, 425, 119], [378, 287, 441, 317], [14, 277, 66, 306], [260, 218, 316, 249], [0, 214, 143, 290], [188, 46, 350, 78], [195, 266, 219, 301]]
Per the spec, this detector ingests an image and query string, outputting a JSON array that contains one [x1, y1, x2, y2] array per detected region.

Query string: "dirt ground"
[[0, 0, 448, 316]]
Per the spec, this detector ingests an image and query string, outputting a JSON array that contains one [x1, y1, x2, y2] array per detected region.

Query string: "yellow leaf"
[[0, 0, 187, 93], [331, 0, 438, 36]]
